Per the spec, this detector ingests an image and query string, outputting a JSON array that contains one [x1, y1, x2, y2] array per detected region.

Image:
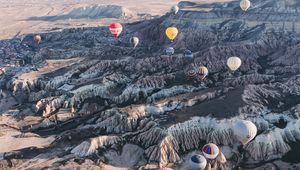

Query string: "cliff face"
[[1, 0, 300, 169]]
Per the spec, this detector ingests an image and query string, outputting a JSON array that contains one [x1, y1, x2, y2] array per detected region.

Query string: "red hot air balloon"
[[109, 23, 123, 38], [34, 35, 42, 44]]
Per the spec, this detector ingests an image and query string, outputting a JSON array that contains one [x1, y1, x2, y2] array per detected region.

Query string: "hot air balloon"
[[240, 0, 251, 11], [217, 152, 227, 164], [199, 66, 208, 80], [165, 27, 178, 42], [130, 37, 139, 48], [34, 35, 41, 44], [186, 65, 198, 79], [227, 56, 242, 71], [189, 154, 207, 170], [109, 23, 123, 38], [184, 50, 194, 60], [171, 5, 179, 14], [233, 120, 257, 145], [202, 143, 220, 160], [166, 47, 175, 56]]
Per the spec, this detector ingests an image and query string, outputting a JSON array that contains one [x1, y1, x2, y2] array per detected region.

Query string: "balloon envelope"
[[186, 65, 198, 79], [240, 0, 251, 11], [166, 47, 175, 55], [202, 143, 220, 160], [171, 5, 179, 14], [184, 50, 194, 59], [189, 154, 207, 170], [34, 35, 41, 44], [227, 56, 242, 71], [109, 23, 123, 38], [130, 37, 139, 48], [233, 120, 257, 145], [217, 152, 227, 164], [199, 66, 208, 80], [165, 27, 178, 41]]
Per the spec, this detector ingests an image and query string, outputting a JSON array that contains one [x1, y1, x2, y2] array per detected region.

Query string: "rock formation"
[[1, 0, 300, 169]]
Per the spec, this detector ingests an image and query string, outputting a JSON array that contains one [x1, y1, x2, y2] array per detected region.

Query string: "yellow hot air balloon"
[[233, 120, 257, 145], [227, 56, 242, 71], [240, 0, 251, 11], [199, 66, 208, 80], [165, 27, 178, 42]]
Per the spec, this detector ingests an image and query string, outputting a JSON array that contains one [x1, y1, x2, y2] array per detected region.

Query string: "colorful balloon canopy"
[[166, 47, 175, 55], [202, 143, 220, 160], [130, 37, 139, 48], [171, 5, 179, 14], [189, 154, 207, 170], [165, 27, 178, 42], [199, 66, 208, 80], [227, 56, 242, 71], [186, 65, 198, 79], [233, 120, 257, 145], [34, 35, 42, 44], [240, 0, 251, 11], [109, 23, 123, 38]]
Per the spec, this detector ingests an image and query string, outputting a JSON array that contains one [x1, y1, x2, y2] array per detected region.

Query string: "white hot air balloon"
[[240, 0, 251, 11], [171, 5, 179, 14], [189, 154, 207, 170], [166, 47, 175, 56], [202, 143, 220, 160], [233, 120, 257, 145], [227, 56, 242, 71], [130, 37, 139, 48]]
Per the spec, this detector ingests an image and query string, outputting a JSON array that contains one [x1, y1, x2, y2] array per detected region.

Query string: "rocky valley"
[[1, 0, 300, 169]]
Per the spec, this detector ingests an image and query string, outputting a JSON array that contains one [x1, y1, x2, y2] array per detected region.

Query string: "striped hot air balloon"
[[202, 143, 220, 160]]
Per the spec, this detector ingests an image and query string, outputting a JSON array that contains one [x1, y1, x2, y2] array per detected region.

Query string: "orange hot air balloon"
[[109, 23, 123, 38], [34, 35, 41, 44]]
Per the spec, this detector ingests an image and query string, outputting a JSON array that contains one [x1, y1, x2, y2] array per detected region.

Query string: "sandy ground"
[[0, 0, 232, 40], [0, 0, 181, 39], [18, 58, 81, 81], [0, 126, 55, 153]]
